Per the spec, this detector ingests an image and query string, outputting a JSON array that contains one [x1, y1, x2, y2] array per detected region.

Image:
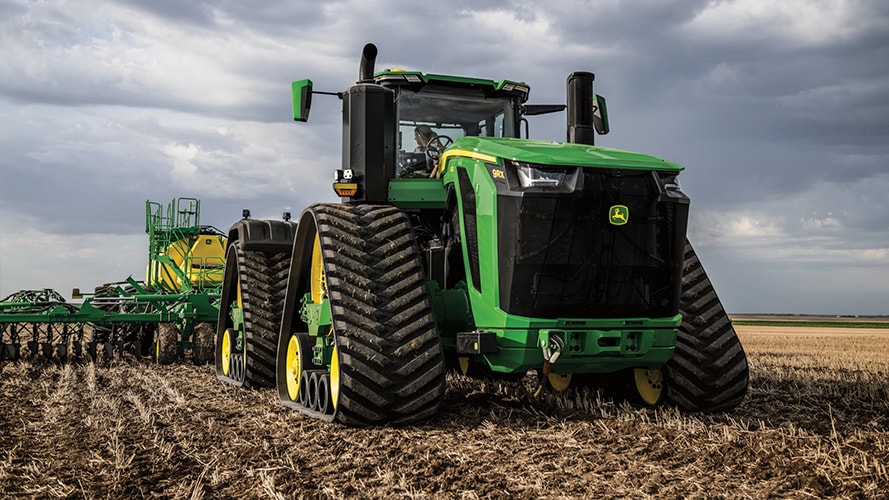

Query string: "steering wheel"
[[424, 134, 453, 173]]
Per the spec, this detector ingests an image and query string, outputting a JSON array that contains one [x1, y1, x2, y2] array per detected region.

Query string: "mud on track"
[[1, 327, 887, 499]]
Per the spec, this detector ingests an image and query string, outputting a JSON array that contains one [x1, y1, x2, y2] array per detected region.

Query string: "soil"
[[0, 326, 886, 499]]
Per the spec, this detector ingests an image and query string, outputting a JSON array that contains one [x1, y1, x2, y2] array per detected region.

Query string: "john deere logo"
[[609, 205, 629, 225]]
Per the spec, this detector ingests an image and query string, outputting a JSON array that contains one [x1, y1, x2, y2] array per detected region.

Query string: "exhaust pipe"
[[358, 43, 378, 83], [566, 71, 596, 145]]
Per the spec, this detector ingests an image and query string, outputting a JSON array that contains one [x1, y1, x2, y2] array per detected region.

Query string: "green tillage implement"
[[0, 198, 224, 364]]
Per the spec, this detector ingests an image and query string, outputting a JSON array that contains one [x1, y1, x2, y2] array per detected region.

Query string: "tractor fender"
[[227, 219, 298, 253]]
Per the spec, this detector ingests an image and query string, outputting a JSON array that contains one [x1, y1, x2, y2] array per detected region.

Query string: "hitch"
[[533, 332, 565, 397]]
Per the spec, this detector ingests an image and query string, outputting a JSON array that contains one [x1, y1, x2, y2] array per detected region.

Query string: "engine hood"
[[450, 136, 684, 172]]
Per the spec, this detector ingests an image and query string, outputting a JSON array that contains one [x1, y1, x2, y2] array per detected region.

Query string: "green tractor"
[[215, 43, 749, 425]]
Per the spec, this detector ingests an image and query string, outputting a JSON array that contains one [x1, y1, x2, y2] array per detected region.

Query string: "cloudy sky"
[[1, 0, 887, 315]]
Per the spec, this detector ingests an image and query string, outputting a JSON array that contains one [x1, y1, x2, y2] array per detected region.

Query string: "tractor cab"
[[292, 44, 609, 208], [371, 71, 525, 178]]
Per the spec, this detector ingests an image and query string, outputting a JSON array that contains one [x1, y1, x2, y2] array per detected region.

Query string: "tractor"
[[214, 43, 749, 425]]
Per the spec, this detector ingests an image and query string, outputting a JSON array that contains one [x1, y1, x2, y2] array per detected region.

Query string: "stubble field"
[[1, 320, 887, 499]]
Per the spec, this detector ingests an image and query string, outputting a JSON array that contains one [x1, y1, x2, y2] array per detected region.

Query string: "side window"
[[475, 112, 505, 137]]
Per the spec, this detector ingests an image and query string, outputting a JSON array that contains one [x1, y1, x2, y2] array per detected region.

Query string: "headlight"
[[662, 174, 681, 192], [655, 172, 689, 203], [509, 161, 580, 191]]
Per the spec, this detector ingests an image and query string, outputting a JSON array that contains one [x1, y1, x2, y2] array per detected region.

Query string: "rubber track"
[[237, 244, 291, 389], [665, 240, 749, 412], [314, 204, 446, 426]]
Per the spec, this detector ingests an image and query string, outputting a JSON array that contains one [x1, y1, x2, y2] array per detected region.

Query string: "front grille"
[[497, 168, 688, 319]]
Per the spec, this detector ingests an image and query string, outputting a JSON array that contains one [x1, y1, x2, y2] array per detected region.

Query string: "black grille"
[[498, 168, 688, 318]]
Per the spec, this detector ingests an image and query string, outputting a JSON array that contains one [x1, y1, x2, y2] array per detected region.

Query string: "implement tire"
[[666, 240, 749, 412], [155, 323, 179, 365], [192, 322, 214, 365]]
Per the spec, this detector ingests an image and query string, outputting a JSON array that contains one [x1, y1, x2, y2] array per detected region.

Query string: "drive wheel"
[[277, 204, 446, 425], [192, 322, 214, 365], [666, 240, 749, 412], [599, 368, 665, 407], [155, 323, 179, 365], [631, 368, 665, 406], [215, 240, 290, 388], [220, 327, 236, 377], [284, 333, 313, 402]]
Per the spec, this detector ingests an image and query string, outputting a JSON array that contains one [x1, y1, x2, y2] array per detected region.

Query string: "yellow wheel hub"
[[310, 229, 337, 410], [330, 346, 340, 408], [221, 329, 232, 376], [285, 335, 302, 401], [633, 368, 664, 406], [548, 373, 573, 392], [310, 233, 327, 304]]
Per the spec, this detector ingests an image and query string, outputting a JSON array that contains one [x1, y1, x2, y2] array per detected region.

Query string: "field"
[[1, 320, 887, 499]]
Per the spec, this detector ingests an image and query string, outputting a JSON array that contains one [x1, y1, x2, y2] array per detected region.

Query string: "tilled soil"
[[0, 328, 887, 499]]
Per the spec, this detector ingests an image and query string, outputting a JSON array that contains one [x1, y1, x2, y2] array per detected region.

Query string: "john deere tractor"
[[215, 43, 749, 425]]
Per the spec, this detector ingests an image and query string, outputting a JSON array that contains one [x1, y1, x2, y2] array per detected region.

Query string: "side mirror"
[[292, 79, 313, 122], [593, 94, 609, 135]]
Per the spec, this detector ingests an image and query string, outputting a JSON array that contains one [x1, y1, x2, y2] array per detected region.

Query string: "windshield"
[[395, 89, 516, 177], [396, 89, 517, 151]]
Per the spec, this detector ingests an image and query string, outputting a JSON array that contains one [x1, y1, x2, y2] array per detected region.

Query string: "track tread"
[[665, 240, 750, 412], [239, 247, 290, 388], [313, 203, 446, 426], [217, 240, 290, 389]]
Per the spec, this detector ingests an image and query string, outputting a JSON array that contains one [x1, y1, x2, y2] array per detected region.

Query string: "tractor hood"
[[450, 136, 684, 172]]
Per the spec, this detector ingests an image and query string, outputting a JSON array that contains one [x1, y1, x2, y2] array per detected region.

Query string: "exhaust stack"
[[358, 43, 378, 83]]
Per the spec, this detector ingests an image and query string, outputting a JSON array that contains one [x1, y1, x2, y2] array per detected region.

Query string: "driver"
[[414, 125, 435, 152]]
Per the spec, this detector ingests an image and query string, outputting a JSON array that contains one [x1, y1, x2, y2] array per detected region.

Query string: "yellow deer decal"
[[609, 205, 628, 225]]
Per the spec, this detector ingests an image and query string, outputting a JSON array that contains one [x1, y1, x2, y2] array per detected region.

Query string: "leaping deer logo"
[[609, 205, 629, 226]]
